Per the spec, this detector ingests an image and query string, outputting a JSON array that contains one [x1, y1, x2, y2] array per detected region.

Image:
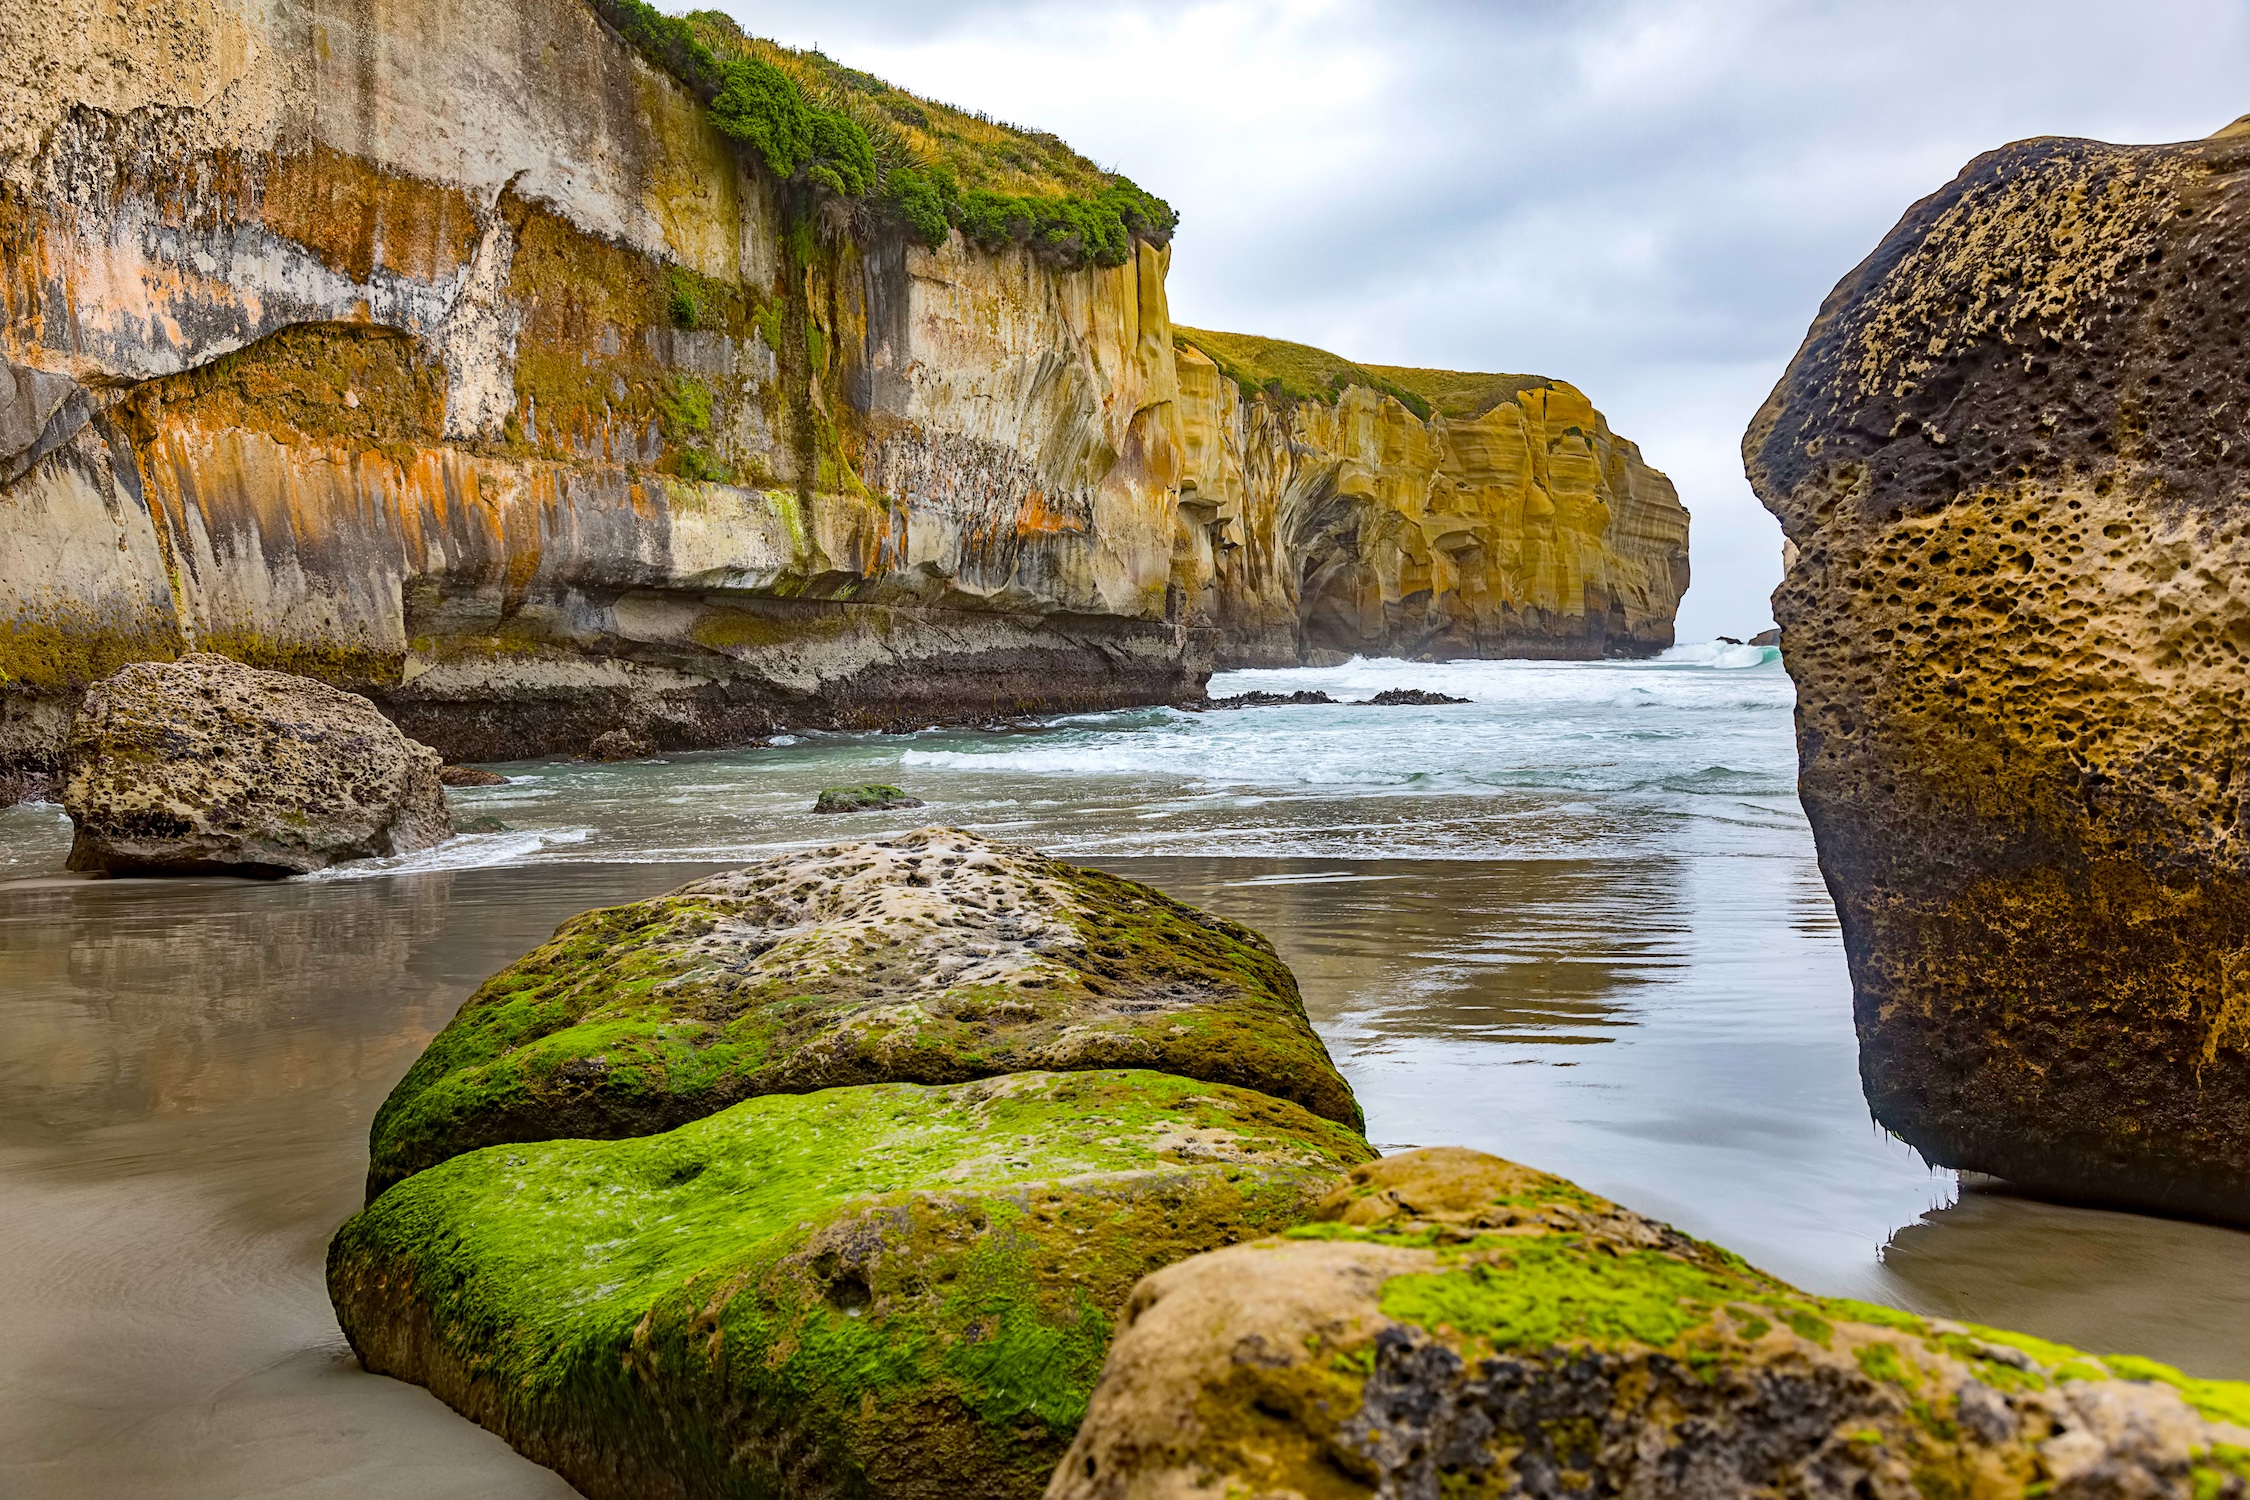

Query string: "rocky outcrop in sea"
[[1745, 117, 2250, 1224]]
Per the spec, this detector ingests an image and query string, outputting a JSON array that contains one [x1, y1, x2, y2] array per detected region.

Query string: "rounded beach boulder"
[[330, 1069, 1375, 1500], [1743, 120, 2250, 1221], [1050, 1149, 2250, 1499], [62, 653, 452, 877], [365, 827, 1361, 1197]]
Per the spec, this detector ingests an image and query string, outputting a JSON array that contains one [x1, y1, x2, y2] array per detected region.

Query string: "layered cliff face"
[[0, 0, 1194, 768], [1746, 119, 2250, 1223], [1175, 329, 1690, 664], [0, 0, 1688, 777]]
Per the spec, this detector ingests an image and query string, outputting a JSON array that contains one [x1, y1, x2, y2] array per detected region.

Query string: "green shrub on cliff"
[[586, 0, 1175, 268]]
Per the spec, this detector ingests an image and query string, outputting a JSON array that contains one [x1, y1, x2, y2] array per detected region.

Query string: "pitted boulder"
[[1745, 120, 2250, 1222], [63, 653, 451, 877], [365, 827, 1361, 1197], [1050, 1149, 2250, 1500]]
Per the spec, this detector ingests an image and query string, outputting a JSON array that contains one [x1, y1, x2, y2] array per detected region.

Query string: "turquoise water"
[[1, 643, 2245, 1497]]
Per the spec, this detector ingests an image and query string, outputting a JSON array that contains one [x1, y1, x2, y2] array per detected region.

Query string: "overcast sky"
[[709, 0, 2250, 640]]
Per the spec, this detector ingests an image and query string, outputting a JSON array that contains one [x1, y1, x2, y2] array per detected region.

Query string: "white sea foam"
[[0, 644, 1807, 873]]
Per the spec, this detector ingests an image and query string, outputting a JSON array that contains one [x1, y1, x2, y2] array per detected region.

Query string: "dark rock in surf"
[[1206, 689, 1338, 709], [1362, 688, 1469, 706], [588, 728, 654, 762], [1749, 627, 1779, 647], [62, 653, 451, 877], [1, 767, 58, 807], [439, 765, 510, 787], [813, 784, 924, 814]]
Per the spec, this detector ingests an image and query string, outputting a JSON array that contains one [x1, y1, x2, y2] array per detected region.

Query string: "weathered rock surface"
[[366, 827, 1359, 1197], [586, 728, 655, 762], [1174, 332, 1691, 665], [330, 1069, 1375, 1500], [1051, 1148, 2250, 1500], [62, 653, 451, 876], [1745, 121, 2250, 1223], [0, 0, 1686, 780]]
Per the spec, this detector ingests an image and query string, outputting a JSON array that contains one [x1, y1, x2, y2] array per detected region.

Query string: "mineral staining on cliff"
[[330, 1069, 1374, 1500], [1051, 1148, 2250, 1500], [1745, 122, 2250, 1223], [64, 653, 452, 876], [1174, 328, 1691, 665], [366, 828, 1360, 1197], [0, 0, 1198, 773], [0, 0, 1687, 778]]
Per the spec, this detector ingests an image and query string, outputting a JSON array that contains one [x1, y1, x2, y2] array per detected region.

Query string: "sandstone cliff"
[[0, 0, 1687, 777], [1746, 117, 2250, 1223], [1176, 328, 1690, 664]]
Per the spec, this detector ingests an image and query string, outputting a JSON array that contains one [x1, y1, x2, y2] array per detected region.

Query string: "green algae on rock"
[[812, 783, 925, 813], [329, 1068, 1374, 1500], [1051, 1148, 2250, 1500], [365, 828, 1361, 1198]]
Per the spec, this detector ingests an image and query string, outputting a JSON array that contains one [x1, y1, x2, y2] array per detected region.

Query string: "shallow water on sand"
[[1, 645, 2245, 1496]]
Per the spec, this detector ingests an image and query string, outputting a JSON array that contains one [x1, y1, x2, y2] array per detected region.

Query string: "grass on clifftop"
[[589, 0, 1175, 267], [1176, 327, 1569, 424]]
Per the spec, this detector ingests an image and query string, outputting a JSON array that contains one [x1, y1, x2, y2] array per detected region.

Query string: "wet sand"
[[2, 851, 2245, 1495]]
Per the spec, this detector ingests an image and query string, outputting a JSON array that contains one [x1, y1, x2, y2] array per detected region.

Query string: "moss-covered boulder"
[[814, 783, 924, 813], [1053, 1149, 2250, 1499], [366, 828, 1359, 1198], [329, 1069, 1374, 1500]]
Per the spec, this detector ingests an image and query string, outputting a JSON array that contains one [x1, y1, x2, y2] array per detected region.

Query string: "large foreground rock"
[[365, 828, 1358, 1197], [329, 1069, 1374, 1500], [63, 653, 451, 876], [1744, 121, 2250, 1222], [1053, 1149, 2250, 1499]]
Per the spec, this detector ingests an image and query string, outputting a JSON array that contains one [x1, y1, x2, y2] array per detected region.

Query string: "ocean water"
[[1, 643, 2245, 1497]]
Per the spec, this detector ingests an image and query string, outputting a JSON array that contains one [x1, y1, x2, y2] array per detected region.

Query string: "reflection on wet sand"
[[2, 848, 2246, 1497], [1878, 1181, 2250, 1380], [1102, 853, 2250, 1375], [0, 865, 723, 1500], [1123, 855, 1685, 1044]]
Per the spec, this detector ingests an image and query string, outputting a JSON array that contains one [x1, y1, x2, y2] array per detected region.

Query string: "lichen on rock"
[[1051, 1148, 2250, 1500], [329, 1068, 1374, 1500], [365, 827, 1361, 1197], [62, 653, 451, 876], [1744, 120, 2250, 1223]]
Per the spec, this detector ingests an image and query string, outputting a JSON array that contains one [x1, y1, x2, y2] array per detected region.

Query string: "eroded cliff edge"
[[1745, 117, 2250, 1223], [1176, 328, 1690, 664], [0, 0, 1688, 775]]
